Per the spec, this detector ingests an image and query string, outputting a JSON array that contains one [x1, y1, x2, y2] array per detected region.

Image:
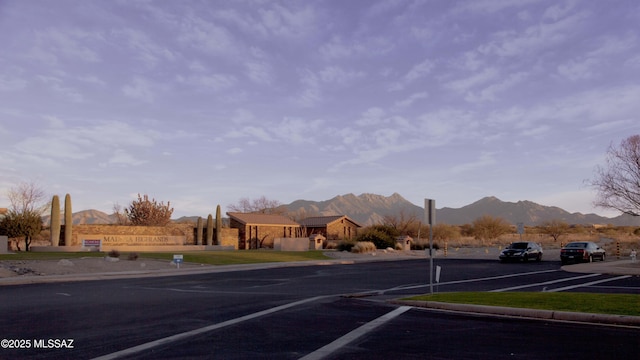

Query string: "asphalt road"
[[1, 259, 639, 359]]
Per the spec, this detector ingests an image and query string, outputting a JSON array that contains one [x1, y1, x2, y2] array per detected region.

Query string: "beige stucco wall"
[[230, 218, 300, 249], [53, 224, 239, 250], [326, 220, 358, 240]]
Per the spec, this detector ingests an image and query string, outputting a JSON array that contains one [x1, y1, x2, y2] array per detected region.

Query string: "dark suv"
[[499, 241, 543, 262], [560, 241, 606, 264]]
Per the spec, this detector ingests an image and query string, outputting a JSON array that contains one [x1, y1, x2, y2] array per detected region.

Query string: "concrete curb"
[[561, 259, 640, 276], [392, 300, 640, 327]]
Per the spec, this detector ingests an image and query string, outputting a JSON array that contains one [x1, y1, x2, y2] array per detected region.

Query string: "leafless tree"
[[589, 135, 640, 216], [540, 219, 570, 242], [7, 181, 48, 215], [112, 203, 130, 225], [228, 196, 284, 214], [1, 181, 48, 251], [383, 210, 420, 236], [471, 215, 511, 245]]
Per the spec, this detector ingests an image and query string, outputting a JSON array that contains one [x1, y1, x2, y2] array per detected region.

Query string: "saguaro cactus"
[[50, 195, 61, 246], [215, 204, 222, 246], [64, 193, 72, 246], [206, 214, 213, 246], [196, 217, 203, 245]]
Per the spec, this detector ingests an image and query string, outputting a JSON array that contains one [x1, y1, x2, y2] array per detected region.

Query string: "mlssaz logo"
[[34, 339, 74, 349]]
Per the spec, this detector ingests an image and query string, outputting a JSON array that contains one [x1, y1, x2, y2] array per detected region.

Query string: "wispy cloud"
[[395, 92, 429, 108], [31, 28, 102, 64], [122, 77, 156, 102], [479, 10, 590, 57], [176, 73, 237, 92], [108, 149, 146, 166], [11, 120, 160, 167], [0, 75, 27, 91], [258, 3, 317, 38], [112, 28, 177, 67], [557, 58, 599, 80], [464, 71, 527, 102], [389, 59, 435, 91], [178, 15, 237, 55], [445, 68, 499, 94], [38, 76, 84, 103]]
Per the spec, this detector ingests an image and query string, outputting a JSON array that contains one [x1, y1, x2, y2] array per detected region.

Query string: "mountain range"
[[56, 193, 640, 227]]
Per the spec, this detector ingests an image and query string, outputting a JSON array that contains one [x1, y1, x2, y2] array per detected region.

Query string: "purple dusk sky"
[[1, 0, 639, 218]]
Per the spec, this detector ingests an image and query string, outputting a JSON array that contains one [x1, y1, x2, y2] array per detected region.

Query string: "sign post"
[[425, 198, 436, 294], [517, 222, 524, 241], [173, 254, 184, 269]]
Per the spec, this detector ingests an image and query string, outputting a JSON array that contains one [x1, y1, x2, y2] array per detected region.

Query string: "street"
[[1, 259, 639, 359]]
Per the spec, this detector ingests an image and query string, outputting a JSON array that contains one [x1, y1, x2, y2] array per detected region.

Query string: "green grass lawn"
[[406, 292, 640, 316], [139, 250, 330, 265], [0, 250, 330, 265]]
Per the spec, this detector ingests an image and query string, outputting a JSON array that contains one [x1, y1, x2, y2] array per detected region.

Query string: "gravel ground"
[[0, 257, 210, 278]]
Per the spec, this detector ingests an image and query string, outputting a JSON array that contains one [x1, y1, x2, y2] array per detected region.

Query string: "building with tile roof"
[[298, 215, 361, 240], [227, 212, 301, 249]]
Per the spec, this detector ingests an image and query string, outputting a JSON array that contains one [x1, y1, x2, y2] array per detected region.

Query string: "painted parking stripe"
[[546, 275, 631, 292], [91, 296, 328, 360], [299, 306, 412, 360], [392, 269, 559, 291], [490, 273, 602, 292]]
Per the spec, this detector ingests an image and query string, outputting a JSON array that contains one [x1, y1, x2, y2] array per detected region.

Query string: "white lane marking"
[[91, 296, 328, 360], [299, 306, 412, 360], [56, 293, 71, 296], [391, 269, 559, 291], [490, 273, 603, 292], [546, 275, 631, 292], [135, 286, 215, 293]]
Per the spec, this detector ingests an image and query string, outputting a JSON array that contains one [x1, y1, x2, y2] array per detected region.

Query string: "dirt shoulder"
[[0, 256, 209, 278]]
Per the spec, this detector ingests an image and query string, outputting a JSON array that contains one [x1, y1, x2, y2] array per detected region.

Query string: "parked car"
[[499, 241, 543, 262], [560, 241, 606, 264]]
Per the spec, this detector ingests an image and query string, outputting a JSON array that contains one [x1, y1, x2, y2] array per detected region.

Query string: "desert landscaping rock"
[[58, 259, 74, 266]]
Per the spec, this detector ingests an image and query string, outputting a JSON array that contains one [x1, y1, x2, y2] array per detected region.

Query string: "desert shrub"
[[128, 252, 139, 261], [356, 226, 397, 249], [324, 240, 336, 249], [352, 241, 376, 253], [107, 249, 120, 258], [336, 241, 355, 252], [411, 241, 439, 251]]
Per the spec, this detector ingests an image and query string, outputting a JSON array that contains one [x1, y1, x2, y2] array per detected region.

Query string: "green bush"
[[356, 227, 396, 249], [336, 241, 355, 252]]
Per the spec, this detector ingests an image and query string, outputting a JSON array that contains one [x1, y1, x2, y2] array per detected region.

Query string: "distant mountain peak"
[[42, 193, 639, 227]]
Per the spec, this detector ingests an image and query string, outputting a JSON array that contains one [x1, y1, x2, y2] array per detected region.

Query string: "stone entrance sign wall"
[[100, 235, 185, 247]]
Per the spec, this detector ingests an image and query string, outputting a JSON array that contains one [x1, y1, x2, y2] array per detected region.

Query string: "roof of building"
[[298, 215, 362, 228], [0, 208, 7, 215], [227, 212, 300, 226]]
